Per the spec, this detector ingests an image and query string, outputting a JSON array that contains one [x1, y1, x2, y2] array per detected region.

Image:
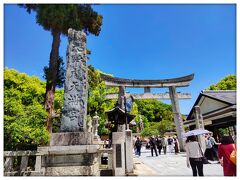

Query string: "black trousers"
[[151, 147, 158, 156], [189, 158, 204, 176], [157, 146, 162, 154], [136, 147, 141, 156], [163, 146, 167, 154]]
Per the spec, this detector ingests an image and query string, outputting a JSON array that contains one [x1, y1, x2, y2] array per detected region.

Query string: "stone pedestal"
[[125, 129, 133, 173], [50, 132, 93, 146], [112, 132, 125, 176], [36, 145, 100, 176], [44, 132, 98, 175]]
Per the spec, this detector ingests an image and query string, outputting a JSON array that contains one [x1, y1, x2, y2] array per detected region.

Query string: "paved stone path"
[[133, 147, 224, 176]]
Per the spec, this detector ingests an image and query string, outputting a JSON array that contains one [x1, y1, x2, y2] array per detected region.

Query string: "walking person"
[[204, 135, 214, 161], [167, 136, 174, 153], [156, 136, 163, 155], [173, 136, 180, 154], [149, 136, 158, 156], [134, 137, 142, 156], [161, 136, 168, 154], [218, 136, 236, 176], [133, 135, 137, 155], [185, 135, 204, 176], [209, 132, 220, 161]]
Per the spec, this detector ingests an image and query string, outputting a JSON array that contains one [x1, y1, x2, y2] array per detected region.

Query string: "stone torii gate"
[[100, 73, 194, 151]]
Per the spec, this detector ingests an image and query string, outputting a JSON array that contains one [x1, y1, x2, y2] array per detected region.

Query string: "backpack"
[[156, 138, 162, 147], [230, 144, 236, 165], [135, 140, 142, 147], [168, 138, 173, 145]]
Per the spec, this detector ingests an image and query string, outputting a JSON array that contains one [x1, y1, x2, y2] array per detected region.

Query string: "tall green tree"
[[135, 99, 173, 122], [207, 74, 236, 90], [19, 4, 103, 133], [4, 69, 49, 150], [4, 68, 65, 150], [87, 66, 117, 135], [43, 56, 65, 89]]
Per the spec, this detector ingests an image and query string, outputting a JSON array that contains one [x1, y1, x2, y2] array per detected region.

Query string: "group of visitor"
[[133, 135, 180, 157], [133, 132, 236, 177], [204, 132, 220, 161], [166, 136, 180, 154], [185, 133, 236, 177]]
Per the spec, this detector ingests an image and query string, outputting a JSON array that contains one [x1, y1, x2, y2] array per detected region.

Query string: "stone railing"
[[4, 146, 113, 176], [4, 150, 41, 176]]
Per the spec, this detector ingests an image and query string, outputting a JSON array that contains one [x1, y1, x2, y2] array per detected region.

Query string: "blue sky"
[[4, 4, 236, 115]]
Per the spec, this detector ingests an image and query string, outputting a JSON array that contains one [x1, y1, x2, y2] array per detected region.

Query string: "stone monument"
[[36, 29, 99, 176], [50, 29, 92, 146], [61, 28, 88, 132]]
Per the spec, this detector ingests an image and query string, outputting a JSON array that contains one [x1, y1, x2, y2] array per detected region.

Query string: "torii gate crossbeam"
[[101, 73, 194, 151]]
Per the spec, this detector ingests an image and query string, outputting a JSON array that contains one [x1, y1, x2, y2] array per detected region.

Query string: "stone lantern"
[[93, 112, 100, 142]]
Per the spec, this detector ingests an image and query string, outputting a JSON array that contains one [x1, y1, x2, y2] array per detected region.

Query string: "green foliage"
[[135, 99, 173, 122], [4, 66, 179, 148], [218, 128, 230, 136], [207, 75, 236, 90], [52, 88, 64, 132], [154, 120, 175, 136], [141, 127, 159, 137], [87, 66, 117, 135], [19, 4, 103, 36], [4, 68, 50, 150], [19, 4, 103, 132], [140, 120, 175, 137], [43, 56, 65, 88], [132, 99, 175, 136]]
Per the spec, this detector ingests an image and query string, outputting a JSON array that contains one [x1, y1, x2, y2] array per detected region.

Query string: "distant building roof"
[[201, 90, 236, 104], [186, 90, 236, 120]]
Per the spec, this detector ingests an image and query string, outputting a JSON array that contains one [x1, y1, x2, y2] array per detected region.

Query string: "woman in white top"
[[185, 135, 204, 176]]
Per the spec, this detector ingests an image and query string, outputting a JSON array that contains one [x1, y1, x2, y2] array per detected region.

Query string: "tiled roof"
[[201, 90, 236, 105], [186, 90, 236, 120]]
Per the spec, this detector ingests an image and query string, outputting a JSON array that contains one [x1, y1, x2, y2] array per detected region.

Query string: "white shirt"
[[185, 141, 203, 166]]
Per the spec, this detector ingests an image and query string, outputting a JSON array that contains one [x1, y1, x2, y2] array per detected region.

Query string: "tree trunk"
[[44, 30, 61, 133]]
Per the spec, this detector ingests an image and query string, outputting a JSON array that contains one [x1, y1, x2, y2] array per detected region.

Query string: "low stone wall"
[[4, 150, 38, 176], [4, 145, 113, 176]]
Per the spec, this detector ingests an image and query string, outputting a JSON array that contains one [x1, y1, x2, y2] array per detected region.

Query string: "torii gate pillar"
[[118, 86, 125, 109], [169, 86, 185, 151]]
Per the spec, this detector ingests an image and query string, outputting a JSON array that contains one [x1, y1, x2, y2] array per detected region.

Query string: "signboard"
[[116, 144, 122, 168]]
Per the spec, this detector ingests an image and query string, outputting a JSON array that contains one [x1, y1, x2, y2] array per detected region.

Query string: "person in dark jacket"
[[156, 136, 163, 155], [173, 136, 180, 154], [135, 137, 142, 156], [149, 137, 158, 156]]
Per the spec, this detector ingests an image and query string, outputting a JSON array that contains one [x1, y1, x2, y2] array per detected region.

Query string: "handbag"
[[230, 144, 236, 165], [201, 156, 209, 164], [198, 142, 209, 164]]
